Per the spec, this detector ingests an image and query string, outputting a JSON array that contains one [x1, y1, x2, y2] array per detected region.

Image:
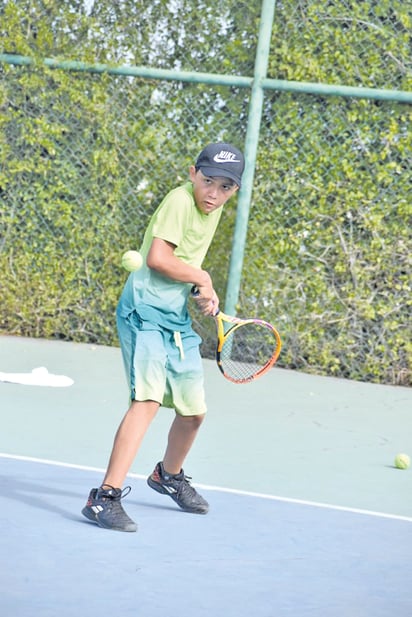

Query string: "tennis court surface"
[[1, 335, 411, 617]]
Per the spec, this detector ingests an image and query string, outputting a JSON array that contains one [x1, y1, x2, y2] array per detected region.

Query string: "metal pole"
[[0, 53, 252, 88], [1, 53, 410, 102], [262, 76, 412, 103], [224, 0, 277, 316]]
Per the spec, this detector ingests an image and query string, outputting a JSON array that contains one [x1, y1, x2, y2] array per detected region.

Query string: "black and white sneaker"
[[81, 485, 137, 532], [147, 462, 209, 514]]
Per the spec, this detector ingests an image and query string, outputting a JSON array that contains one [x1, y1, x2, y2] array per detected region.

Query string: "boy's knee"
[[181, 413, 205, 429]]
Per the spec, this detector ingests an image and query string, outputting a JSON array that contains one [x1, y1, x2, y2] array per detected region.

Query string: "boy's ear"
[[189, 165, 197, 181]]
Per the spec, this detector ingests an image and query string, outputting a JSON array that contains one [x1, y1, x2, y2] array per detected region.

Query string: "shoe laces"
[[175, 475, 198, 497], [159, 464, 200, 499], [99, 485, 132, 501]]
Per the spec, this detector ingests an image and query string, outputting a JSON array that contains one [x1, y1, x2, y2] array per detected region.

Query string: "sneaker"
[[147, 462, 209, 514], [81, 485, 137, 532]]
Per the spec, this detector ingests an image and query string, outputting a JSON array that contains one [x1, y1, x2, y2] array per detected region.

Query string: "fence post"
[[224, 0, 277, 315]]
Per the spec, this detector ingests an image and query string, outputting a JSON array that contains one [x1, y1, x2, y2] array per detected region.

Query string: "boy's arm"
[[147, 237, 218, 314]]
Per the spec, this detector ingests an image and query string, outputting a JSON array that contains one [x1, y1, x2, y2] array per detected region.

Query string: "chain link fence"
[[1, 0, 411, 385], [271, 1, 411, 90]]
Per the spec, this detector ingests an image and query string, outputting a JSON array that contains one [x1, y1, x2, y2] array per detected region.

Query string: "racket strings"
[[219, 322, 279, 382]]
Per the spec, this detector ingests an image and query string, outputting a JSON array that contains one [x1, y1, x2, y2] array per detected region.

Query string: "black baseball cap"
[[195, 142, 245, 187]]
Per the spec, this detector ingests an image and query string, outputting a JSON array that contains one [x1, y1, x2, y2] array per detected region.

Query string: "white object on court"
[[0, 366, 74, 387]]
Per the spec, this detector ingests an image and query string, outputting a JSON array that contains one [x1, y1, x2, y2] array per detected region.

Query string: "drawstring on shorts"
[[173, 331, 185, 360]]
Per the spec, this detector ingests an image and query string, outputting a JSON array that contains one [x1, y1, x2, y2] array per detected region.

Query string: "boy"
[[81, 142, 245, 532]]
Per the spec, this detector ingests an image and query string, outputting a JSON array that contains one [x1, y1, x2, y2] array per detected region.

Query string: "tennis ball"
[[394, 453, 410, 470], [121, 250, 143, 272]]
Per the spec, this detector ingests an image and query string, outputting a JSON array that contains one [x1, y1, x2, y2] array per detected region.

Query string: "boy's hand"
[[193, 285, 219, 316]]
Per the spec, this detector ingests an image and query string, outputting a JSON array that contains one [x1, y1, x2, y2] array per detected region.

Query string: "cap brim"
[[198, 166, 241, 187]]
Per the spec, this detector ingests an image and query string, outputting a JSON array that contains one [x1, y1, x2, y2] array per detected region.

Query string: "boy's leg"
[[147, 412, 209, 514], [146, 330, 209, 514], [82, 399, 159, 532], [162, 413, 205, 474], [103, 399, 160, 488]]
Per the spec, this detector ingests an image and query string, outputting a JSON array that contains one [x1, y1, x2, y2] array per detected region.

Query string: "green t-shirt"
[[117, 182, 223, 330]]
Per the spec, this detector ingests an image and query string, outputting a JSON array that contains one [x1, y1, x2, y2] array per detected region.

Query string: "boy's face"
[[189, 167, 239, 215]]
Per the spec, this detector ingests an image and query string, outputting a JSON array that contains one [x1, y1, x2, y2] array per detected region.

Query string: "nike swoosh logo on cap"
[[213, 152, 241, 163]]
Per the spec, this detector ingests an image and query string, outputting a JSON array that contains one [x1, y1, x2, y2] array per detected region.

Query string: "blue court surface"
[[1, 335, 411, 616]]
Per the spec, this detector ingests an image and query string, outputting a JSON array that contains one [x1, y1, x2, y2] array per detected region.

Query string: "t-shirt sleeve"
[[151, 189, 192, 247]]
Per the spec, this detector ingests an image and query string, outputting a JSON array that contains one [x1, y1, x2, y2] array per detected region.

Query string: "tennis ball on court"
[[394, 453, 410, 470], [121, 250, 143, 272]]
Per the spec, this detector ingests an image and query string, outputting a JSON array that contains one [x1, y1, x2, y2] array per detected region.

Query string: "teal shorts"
[[116, 311, 207, 416]]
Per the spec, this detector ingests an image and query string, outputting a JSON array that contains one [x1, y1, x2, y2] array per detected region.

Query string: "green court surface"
[[1, 334, 411, 518]]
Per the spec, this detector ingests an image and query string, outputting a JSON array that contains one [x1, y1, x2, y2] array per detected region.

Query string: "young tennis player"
[[82, 142, 245, 531]]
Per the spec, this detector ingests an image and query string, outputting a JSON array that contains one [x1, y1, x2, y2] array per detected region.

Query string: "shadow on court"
[[0, 335, 411, 616]]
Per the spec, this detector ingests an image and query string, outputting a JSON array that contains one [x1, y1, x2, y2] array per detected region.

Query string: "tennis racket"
[[191, 286, 282, 384]]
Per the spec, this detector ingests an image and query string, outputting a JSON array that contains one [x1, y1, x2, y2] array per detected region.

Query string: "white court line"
[[1, 451, 412, 523]]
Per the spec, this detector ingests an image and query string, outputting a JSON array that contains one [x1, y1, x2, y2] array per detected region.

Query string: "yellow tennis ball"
[[121, 250, 143, 272], [394, 453, 410, 470]]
